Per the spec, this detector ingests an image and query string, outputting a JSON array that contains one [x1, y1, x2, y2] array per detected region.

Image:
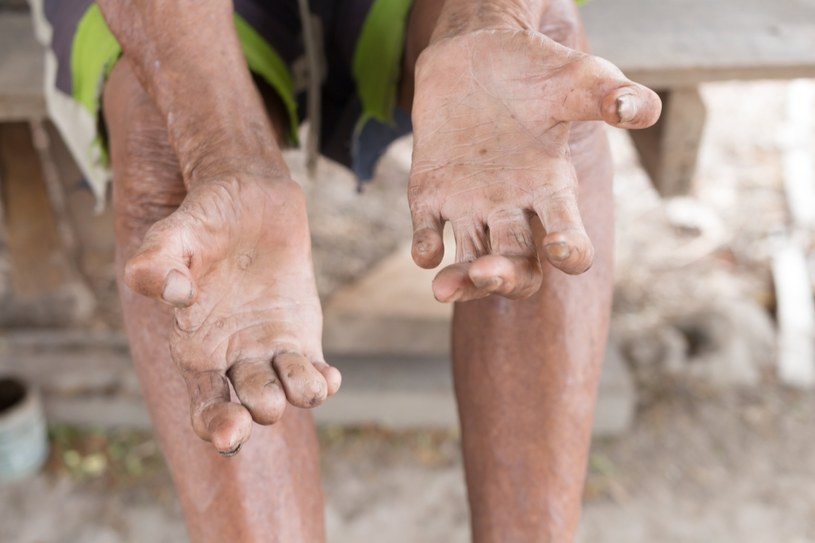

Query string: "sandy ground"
[[2, 383, 814, 543], [1, 79, 814, 542]]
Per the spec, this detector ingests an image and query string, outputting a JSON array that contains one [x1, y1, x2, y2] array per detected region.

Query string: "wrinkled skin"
[[409, 29, 660, 302], [124, 176, 341, 454]]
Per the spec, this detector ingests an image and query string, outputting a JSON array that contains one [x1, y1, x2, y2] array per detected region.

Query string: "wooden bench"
[[0, 13, 94, 326], [2, 1, 815, 324], [0, 12, 44, 120], [581, 0, 815, 196], [4, 2, 815, 198]]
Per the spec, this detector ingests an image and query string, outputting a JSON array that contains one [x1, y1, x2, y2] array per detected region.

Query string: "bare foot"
[[409, 28, 661, 301], [124, 176, 340, 455]]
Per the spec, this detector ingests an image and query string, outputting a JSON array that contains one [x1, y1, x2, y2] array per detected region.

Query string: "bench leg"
[[629, 86, 707, 197], [0, 122, 94, 326], [0, 183, 8, 303]]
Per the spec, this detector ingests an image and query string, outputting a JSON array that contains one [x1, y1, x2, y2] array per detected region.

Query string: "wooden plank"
[[773, 80, 815, 389], [0, 122, 93, 325], [2, 2, 815, 125], [773, 244, 815, 388], [0, 122, 64, 298], [0, 13, 46, 120], [581, 0, 815, 87], [0, 170, 8, 302], [0, 328, 634, 435], [782, 80, 815, 228], [3, 2, 815, 123], [45, 121, 116, 268], [0, 328, 128, 350], [0, 348, 136, 395]]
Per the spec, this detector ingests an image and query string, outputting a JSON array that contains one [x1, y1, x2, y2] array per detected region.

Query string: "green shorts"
[[30, 0, 414, 201]]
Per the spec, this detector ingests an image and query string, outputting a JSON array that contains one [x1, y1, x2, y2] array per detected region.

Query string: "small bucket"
[[0, 376, 49, 482]]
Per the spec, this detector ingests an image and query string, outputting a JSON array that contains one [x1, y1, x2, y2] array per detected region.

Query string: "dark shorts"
[[30, 0, 414, 200]]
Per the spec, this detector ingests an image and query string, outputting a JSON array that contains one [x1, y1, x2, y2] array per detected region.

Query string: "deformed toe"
[[313, 362, 342, 396], [468, 255, 542, 299], [300, 378, 328, 408], [412, 228, 445, 269], [602, 86, 662, 129], [202, 403, 253, 454], [229, 361, 288, 425], [274, 352, 330, 409], [544, 234, 594, 275]]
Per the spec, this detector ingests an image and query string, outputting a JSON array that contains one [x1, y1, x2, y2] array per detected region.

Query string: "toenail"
[[218, 443, 242, 457], [616, 94, 637, 124], [545, 242, 571, 261], [162, 270, 192, 306], [474, 276, 502, 290]]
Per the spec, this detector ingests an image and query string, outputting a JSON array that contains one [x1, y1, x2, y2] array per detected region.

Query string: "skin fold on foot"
[[124, 176, 341, 456], [409, 26, 661, 302]]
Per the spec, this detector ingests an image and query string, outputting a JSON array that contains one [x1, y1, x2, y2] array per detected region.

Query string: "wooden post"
[[0, 174, 8, 303], [629, 87, 707, 197], [0, 122, 94, 326]]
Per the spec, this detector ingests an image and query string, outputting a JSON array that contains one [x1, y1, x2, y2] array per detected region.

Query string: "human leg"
[[450, 125, 613, 541], [399, 1, 635, 540], [105, 58, 326, 543]]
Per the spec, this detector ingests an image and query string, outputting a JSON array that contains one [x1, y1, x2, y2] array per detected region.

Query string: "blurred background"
[[1, 0, 814, 542]]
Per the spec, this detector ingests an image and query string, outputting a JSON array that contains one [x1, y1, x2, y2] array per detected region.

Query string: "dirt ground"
[[2, 383, 814, 543], [1, 80, 814, 542]]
